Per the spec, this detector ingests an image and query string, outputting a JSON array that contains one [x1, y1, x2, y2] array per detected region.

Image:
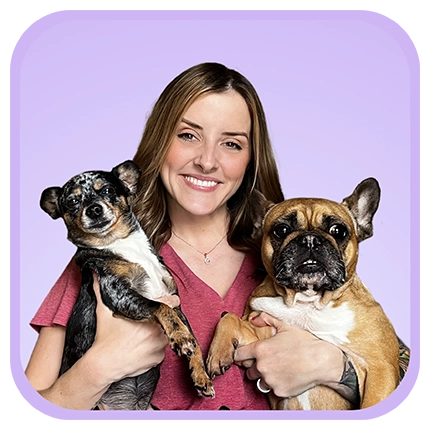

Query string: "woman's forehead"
[[181, 91, 251, 134]]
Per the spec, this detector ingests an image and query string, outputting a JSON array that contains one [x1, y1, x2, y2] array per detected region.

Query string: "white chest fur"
[[251, 295, 355, 346], [100, 229, 172, 299]]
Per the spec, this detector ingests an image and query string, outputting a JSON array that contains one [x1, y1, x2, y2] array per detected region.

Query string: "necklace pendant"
[[204, 254, 210, 265]]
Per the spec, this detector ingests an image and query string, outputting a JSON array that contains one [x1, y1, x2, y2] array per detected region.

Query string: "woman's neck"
[[168, 207, 230, 242]]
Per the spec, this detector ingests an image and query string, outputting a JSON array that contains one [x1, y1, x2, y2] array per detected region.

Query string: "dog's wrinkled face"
[[40, 160, 141, 247], [261, 178, 380, 305], [263, 199, 353, 293]]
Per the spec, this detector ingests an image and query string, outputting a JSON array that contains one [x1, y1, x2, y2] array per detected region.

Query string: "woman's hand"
[[233, 312, 344, 398], [25, 275, 177, 410], [85, 275, 171, 385]]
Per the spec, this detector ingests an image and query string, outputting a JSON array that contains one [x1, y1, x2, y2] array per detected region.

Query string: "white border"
[[0, 0, 429, 429]]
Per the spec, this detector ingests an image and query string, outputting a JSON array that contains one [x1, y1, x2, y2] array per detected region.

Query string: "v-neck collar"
[[161, 243, 251, 301]]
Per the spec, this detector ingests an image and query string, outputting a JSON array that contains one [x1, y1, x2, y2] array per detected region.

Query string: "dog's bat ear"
[[40, 187, 62, 219], [342, 177, 381, 242], [112, 160, 142, 195], [249, 189, 275, 240]]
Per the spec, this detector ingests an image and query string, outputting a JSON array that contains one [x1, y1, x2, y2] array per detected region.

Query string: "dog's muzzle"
[[86, 203, 104, 220], [274, 232, 346, 292], [82, 202, 114, 231]]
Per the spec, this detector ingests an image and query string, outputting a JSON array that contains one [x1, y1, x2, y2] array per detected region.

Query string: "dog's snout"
[[86, 203, 103, 220], [299, 233, 322, 250]]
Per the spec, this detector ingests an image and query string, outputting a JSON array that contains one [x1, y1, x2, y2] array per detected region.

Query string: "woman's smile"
[[161, 90, 251, 218], [181, 174, 222, 192]]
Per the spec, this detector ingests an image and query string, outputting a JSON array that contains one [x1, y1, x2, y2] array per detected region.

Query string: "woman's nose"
[[195, 142, 218, 173]]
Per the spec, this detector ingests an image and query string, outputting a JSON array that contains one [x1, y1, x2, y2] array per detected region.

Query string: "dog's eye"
[[329, 224, 348, 240], [100, 186, 115, 196], [66, 196, 80, 207], [272, 224, 291, 240]]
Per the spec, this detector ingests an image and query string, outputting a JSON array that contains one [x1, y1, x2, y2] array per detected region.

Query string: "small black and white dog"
[[40, 160, 214, 410]]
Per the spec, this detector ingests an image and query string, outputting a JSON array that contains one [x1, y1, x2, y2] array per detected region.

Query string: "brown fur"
[[207, 179, 399, 410]]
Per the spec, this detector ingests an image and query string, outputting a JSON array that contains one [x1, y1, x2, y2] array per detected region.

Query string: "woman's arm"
[[398, 337, 410, 382], [234, 314, 346, 400], [25, 325, 114, 409], [235, 312, 409, 408], [25, 279, 170, 410]]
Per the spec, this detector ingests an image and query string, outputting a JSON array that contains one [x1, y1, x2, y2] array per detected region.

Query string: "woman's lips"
[[182, 174, 221, 191]]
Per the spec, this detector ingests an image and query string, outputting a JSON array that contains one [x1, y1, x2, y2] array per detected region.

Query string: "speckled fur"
[[41, 160, 214, 410]]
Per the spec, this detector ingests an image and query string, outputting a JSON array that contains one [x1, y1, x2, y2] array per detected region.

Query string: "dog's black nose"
[[86, 203, 103, 220], [299, 233, 322, 250]]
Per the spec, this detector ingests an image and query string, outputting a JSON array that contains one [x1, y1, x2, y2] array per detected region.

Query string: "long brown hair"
[[132, 62, 284, 253]]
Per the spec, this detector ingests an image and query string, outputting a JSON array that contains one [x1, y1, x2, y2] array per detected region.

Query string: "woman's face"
[[161, 90, 252, 219]]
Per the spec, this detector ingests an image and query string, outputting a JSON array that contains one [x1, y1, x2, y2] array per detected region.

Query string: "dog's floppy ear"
[[40, 187, 63, 219], [342, 177, 381, 242], [249, 189, 275, 240], [112, 160, 142, 195]]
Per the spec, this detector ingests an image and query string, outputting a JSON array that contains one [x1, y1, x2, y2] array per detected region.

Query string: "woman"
[[25, 63, 403, 410]]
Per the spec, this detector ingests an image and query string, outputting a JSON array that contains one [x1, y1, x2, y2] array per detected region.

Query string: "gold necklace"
[[171, 230, 227, 265]]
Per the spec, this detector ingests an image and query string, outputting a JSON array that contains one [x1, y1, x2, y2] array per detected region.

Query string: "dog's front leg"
[[206, 312, 272, 378], [98, 274, 214, 397], [153, 305, 215, 398], [97, 272, 197, 354]]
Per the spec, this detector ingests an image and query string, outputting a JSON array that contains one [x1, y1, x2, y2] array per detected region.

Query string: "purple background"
[[11, 11, 419, 420]]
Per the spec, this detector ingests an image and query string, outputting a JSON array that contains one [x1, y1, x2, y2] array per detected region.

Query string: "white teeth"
[[303, 260, 317, 265], [184, 176, 218, 188]]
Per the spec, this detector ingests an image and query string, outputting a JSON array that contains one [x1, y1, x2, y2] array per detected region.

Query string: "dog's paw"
[[191, 368, 215, 398], [206, 343, 236, 379], [169, 332, 197, 357]]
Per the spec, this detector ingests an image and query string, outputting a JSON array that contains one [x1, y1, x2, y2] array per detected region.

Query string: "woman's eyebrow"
[[181, 118, 249, 140], [222, 131, 249, 140], [181, 118, 203, 130]]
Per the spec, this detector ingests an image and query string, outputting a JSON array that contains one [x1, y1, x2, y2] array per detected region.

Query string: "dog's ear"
[[342, 177, 381, 242], [112, 160, 142, 195], [249, 189, 275, 240], [40, 187, 62, 219]]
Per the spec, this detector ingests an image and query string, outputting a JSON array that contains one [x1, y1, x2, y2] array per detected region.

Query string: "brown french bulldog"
[[207, 178, 399, 410]]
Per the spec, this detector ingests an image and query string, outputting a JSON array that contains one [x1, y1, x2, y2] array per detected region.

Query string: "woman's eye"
[[329, 224, 348, 240], [224, 141, 243, 151], [178, 132, 196, 142]]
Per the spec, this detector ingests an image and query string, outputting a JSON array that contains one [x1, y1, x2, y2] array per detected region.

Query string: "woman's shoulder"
[[30, 257, 82, 331]]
